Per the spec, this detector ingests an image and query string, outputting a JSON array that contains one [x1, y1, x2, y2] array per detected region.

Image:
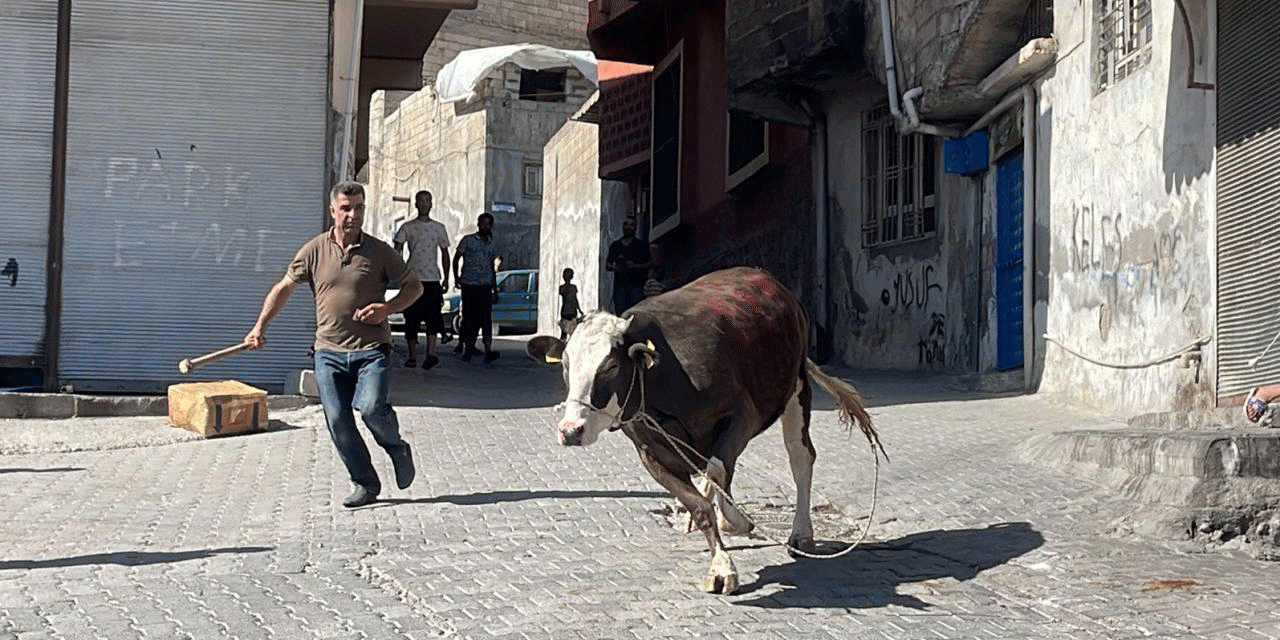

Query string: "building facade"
[[587, 0, 822, 349], [584, 0, 1262, 414], [1, 0, 469, 393], [365, 60, 598, 271]]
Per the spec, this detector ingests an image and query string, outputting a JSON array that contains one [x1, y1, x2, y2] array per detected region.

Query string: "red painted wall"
[[590, 0, 816, 302]]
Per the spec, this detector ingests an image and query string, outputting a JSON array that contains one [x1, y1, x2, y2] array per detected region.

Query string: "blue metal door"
[[995, 148, 1024, 371]]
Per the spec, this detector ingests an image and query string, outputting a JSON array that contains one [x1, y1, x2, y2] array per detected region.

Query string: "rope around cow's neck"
[[565, 363, 882, 560]]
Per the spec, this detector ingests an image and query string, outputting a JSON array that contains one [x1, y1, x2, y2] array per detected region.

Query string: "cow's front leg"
[[635, 443, 739, 594], [693, 456, 753, 536]]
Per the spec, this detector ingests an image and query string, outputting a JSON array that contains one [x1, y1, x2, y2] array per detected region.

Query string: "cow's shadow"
[[731, 522, 1044, 609]]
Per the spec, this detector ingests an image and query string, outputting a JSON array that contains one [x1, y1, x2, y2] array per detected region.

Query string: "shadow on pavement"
[[374, 489, 669, 507], [0, 467, 85, 474], [387, 336, 566, 410], [0, 546, 274, 570], [732, 522, 1044, 609]]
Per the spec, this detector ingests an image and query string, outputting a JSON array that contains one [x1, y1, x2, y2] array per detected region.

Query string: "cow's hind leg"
[[782, 377, 818, 555], [634, 441, 739, 594]]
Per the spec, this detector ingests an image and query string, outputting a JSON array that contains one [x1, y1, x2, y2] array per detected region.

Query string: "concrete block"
[[74, 395, 167, 417], [0, 393, 75, 419], [285, 369, 320, 399]]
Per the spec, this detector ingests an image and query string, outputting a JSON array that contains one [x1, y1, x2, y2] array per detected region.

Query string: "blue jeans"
[[313, 345, 407, 494], [612, 284, 646, 314]]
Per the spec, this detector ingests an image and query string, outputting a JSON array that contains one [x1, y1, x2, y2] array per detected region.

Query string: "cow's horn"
[[628, 341, 659, 369]]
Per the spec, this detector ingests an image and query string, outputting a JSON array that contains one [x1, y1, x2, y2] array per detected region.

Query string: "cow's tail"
[[805, 359, 888, 462]]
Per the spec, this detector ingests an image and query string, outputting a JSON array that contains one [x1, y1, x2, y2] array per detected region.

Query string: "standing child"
[[558, 267, 583, 341]]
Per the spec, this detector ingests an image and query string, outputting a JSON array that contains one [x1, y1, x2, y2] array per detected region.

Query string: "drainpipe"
[[1021, 84, 1036, 391], [902, 86, 964, 138], [878, 0, 962, 138], [43, 0, 71, 392], [814, 109, 830, 360], [338, 0, 365, 180], [878, 0, 904, 126]]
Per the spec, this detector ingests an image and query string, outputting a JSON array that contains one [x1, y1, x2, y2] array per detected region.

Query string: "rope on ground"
[[627, 412, 881, 559], [1042, 334, 1212, 370]]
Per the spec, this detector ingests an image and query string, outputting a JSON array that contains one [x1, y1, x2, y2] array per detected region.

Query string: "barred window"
[[861, 106, 937, 248], [1096, 0, 1152, 93]]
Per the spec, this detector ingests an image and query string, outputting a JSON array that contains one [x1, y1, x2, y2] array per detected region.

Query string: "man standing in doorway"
[[452, 212, 501, 363], [605, 216, 651, 314], [393, 190, 450, 370], [244, 181, 422, 509]]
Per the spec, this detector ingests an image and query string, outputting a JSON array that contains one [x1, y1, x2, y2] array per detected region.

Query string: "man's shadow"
[[373, 489, 668, 507], [732, 522, 1044, 609], [0, 546, 273, 570]]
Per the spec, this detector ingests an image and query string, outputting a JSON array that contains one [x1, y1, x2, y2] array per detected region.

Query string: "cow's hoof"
[[717, 512, 754, 536], [703, 554, 739, 594], [703, 569, 739, 594], [786, 537, 817, 557]]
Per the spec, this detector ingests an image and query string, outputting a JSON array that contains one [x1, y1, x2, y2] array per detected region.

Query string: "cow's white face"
[[557, 313, 632, 446]]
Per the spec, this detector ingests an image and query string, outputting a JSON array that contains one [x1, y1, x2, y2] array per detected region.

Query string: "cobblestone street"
[[1, 336, 1276, 639]]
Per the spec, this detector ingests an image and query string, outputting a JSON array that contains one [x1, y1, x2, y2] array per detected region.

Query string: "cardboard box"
[[168, 380, 268, 437]]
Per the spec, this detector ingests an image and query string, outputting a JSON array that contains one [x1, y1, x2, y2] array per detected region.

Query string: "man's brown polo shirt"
[[286, 231, 411, 352]]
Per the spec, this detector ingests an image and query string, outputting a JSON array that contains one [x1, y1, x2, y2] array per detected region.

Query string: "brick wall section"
[[725, 0, 984, 101], [423, 0, 590, 83], [726, 0, 848, 91], [598, 72, 652, 173]]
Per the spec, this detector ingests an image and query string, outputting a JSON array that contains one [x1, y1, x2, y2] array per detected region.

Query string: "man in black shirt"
[[605, 216, 651, 314]]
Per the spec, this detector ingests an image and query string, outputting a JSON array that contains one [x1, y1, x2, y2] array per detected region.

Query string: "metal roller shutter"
[[60, 0, 329, 392], [1216, 0, 1280, 399], [0, 2, 57, 360]]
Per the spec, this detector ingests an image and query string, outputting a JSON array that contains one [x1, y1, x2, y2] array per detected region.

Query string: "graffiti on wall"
[[114, 220, 282, 271], [1066, 196, 1200, 339], [104, 156, 253, 209], [917, 312, 947, 365], [1071, 200, 1188, 276], [879, 264, 944, 313]]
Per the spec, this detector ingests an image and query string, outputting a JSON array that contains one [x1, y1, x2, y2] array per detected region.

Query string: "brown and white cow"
[[526, 266, 884, 594]]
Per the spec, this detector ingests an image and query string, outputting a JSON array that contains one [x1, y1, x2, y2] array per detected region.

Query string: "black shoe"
[[404, 359, 417, 368], [422, 355, 439, 370], [460, 350, 472, 362], [483, 350, 500, 363], [392, 443, 416, 490], [342, 486, 378, 508], [454, 342, 464, 354]]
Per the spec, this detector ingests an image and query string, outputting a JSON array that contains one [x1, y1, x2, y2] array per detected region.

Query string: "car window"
[[499, 273, 529, 293]]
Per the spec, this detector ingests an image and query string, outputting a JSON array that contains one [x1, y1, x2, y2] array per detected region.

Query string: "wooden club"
[[178, 342, 253, 374]]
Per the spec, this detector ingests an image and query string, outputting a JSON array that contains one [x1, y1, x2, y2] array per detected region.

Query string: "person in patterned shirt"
[[393, 190, 451, 370]]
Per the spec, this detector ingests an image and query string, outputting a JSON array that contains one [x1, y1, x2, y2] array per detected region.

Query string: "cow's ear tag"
[[544, 354, 561, 364], [643, 340, 657, 369]]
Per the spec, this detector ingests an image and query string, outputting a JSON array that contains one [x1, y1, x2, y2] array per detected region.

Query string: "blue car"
[[442, 269, 539, 336], [389, 269, 539, 338]]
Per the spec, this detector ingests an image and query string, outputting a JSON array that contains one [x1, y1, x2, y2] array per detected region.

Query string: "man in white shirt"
[[393, 190, 451, 369]]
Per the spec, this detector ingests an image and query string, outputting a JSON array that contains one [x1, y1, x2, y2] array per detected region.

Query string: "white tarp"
[[435, 43, 598, 104]]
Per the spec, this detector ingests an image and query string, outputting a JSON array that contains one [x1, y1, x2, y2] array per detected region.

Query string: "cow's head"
[[526, 312, 659, 446]]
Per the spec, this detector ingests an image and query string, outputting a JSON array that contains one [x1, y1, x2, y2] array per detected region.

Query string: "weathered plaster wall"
[[1035, 0, 1214, 410], [365, 63, 594, 271], [365, 87, 487, 254], [537, 115, 628, 335], [826, 87, 982, 372], [484, 65, 597, 270]]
